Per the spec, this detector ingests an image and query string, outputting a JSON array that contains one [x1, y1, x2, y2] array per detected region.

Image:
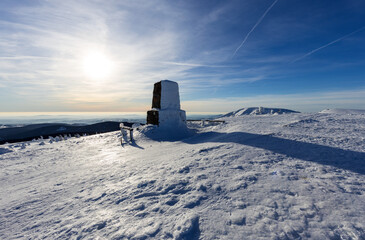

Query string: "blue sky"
[[0, 0, 364, 113]]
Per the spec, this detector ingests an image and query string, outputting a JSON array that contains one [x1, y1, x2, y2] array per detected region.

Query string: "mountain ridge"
[[221, 107, 300, 117]]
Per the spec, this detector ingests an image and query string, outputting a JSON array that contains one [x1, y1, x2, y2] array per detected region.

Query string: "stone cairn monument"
[[147, 80, 186, 127]]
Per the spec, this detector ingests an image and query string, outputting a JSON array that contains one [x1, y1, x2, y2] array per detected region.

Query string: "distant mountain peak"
[[221, 107, 300, 117]]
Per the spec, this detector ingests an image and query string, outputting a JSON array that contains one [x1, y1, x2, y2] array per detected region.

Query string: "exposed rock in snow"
[[221, 107, 299, 117], [319, 108, 365, 114]]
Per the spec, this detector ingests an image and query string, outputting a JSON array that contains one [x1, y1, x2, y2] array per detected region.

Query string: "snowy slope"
[[319, 108, 365, 114], [221, 107, 299, 117], [1, 113, 365, 239]]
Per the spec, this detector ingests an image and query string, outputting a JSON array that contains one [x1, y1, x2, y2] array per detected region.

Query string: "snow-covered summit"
[[1, 113, 364, 239], [221, 107, 299, 117], [319, 108, 365, 114]]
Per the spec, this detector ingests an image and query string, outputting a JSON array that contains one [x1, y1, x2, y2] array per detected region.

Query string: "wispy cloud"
[[0, 0, 273, 112], [292, 26, 365, 63], [0, 56, 56, 60], [0, 1, 189, 110], [232, 0, 279, 57], [161, 61, 230, 68], [1, 1, 364, 112]]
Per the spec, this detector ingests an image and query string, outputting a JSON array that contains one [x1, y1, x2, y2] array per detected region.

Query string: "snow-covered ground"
[[1, 112, 365, 239]]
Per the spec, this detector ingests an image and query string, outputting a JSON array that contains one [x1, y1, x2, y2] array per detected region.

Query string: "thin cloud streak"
[[0, 56, 67, 61], [292, 26, 365, 63], [161, 61, 230, 68], [232, 0, 278, 57]]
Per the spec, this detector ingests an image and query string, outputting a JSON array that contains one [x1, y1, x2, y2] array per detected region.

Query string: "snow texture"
[[1, 111, 365, 239], [222, 107, 300, 117]]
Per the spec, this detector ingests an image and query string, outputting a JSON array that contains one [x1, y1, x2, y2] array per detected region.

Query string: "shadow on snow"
[[183, 131, 365, 175]]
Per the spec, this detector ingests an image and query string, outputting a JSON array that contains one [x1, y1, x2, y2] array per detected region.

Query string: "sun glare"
[[82, 51, 114, 80]]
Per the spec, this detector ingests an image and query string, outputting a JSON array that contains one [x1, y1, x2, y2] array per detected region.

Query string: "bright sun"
[[82, 51, 114, 80]]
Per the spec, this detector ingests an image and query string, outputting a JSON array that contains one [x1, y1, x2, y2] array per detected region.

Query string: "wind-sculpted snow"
[[0, 147, 12, 155], [0, 113, 364, 239]]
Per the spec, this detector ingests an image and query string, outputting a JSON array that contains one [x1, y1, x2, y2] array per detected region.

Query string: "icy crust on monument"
[[150, 80, 186, 127], [158, 80, 186, 127], [158, 109, 186, 127], [159, 80, 181, 110]]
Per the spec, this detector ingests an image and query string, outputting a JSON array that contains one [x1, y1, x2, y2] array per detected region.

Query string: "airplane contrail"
[[232, 0, 279, 58], [292, 26, 365, 63]]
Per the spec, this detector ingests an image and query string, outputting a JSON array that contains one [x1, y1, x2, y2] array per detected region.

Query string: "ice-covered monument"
[[147, 80, 186, 127]]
